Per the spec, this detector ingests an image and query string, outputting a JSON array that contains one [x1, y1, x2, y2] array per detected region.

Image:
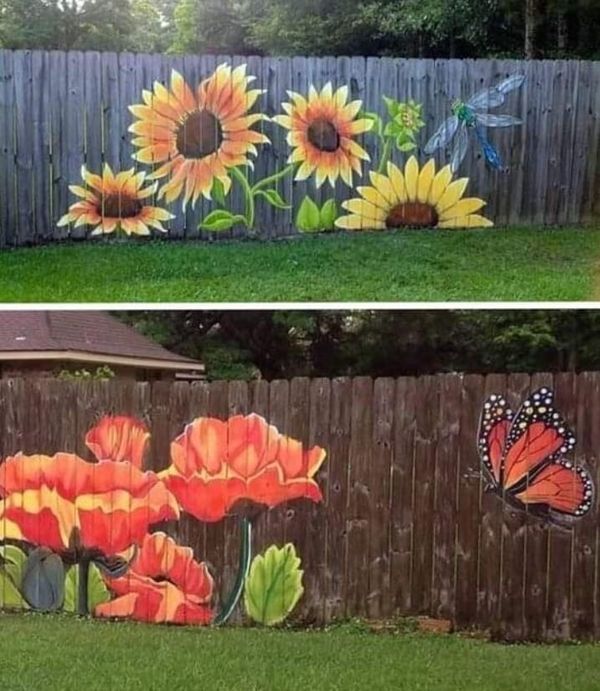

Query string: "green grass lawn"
[[0, 226, 598, 303], [1, 615, 599, 690]]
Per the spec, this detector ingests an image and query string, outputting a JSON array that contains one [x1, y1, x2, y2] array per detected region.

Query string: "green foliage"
[[255, 189, 292, 211], [244, 544, 304, 626], [200, 210, 247, 232], [63, 564, 111, 615], [57, 365, 116, 382], [296, 197, 338, 233], [0, 544, 29, 609]]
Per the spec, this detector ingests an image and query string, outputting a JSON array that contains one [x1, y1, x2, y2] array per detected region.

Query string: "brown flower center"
[[307, 118, 340, 152], [385, 202, 438, 229], [102, 194, 143, 219], [177, 109, 224, 159]]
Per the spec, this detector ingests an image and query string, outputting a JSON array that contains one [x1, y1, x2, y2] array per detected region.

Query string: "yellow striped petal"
[[342, 199, 387, 222], [357, 186, 391, 210], [335, 214, 386, 230], [428, 165, 453, 205], [368, 172, 397, 205], [437, 214, 494, 229], [387, 162, 408, 204], [436, 178, 469, 213]]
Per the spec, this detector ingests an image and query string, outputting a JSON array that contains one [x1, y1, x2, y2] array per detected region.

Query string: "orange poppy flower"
[[95, 532, 214, 625], [57, 165, 174, 236], [129, 65, 269, 210], [273, 83, 373, 188], [161, 414, 326, 522], [0, 453, 179, 557], [85, 416, 150, 468]]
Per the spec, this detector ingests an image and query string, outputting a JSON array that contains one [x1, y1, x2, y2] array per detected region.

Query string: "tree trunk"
[[557, 9, 568, 52], [525, 0, 540, 58]]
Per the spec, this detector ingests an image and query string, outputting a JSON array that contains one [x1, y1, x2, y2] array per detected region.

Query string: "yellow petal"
[[342, 199, 387, 222], [404, 156, 419, 201], [368, 172, 397, 205], [416, 159, 436, 203], [436, 178, 470, 213], [387, 162, 407, 204], [357, 186, 391, 211], [437, 214, 494, 229], [439, 198, 486, 222], [428, 165, 453, 205]]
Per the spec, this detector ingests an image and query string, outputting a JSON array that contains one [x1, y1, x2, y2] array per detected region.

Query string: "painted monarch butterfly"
[[477, 387, 594, 527]]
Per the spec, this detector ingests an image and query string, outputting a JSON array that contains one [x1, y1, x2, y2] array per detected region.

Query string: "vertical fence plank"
[[324, 377, 352, 621], [0, 51, 15, 246], [346, 376, 373, 618]]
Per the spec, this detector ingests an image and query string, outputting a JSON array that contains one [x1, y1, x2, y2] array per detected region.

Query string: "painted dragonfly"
[[424, 74, 526, 173]]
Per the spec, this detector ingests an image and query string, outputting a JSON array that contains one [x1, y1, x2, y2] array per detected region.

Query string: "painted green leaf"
[[21, 548, 64, 612], [383, 95, 400, 119], [211, 178, 228, 206], [362, 111, 383, 138], [397, 139, 417, 152], [244, 543, 304, 626], [200, 210, 246, 232], [296, 196, 321, 232], [63, 563, 111, 614], [319, 199, 338, 230], [0, 545, 29, 609], [256, 188, 292, 210], [0, 544, 27, 586]]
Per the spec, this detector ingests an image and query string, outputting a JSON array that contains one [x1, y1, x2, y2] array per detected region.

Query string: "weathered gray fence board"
[[0, 51, 598, 246]]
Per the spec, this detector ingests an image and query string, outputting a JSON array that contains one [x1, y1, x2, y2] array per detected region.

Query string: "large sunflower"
[[58, 165, 173, 236], [129, 65, 269, 209], [336, 157, 493, 230], [273, 83, 373, 188]]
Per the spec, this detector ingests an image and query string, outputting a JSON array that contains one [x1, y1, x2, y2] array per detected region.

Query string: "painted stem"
[[230, 167, 255, 228], [214, 517, 253, 626], [78, 558, 90, 616], [252, 164, 296, 193], [377, 139, 393, 174]]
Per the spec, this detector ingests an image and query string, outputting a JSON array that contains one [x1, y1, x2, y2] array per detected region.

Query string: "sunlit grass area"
[[0, 226, 597, 303], [1, 614, 599, 691]]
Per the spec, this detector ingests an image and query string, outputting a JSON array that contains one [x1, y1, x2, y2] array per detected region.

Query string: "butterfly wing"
[[513, 459, 594, 519], [478, 394, 513, 486], [502, 388, 576, 491]]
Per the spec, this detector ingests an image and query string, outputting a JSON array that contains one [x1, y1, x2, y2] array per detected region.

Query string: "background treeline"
[[119, 310, 600, 381], [0, 0, 598, 59]]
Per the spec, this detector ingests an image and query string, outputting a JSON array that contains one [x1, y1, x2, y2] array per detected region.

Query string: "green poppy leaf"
[[64, 563, 111, 615], [244, 543, 304, 626], [0, 544, 28, 587], [256, 188, 292, 210], [319, 199, 338, 230], [200, 210, 246, 232], [296, 196, 321, 232]]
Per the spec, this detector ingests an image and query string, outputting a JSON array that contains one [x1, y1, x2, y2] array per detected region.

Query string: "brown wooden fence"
[[0, 372, 599, 640], [0, 52, 599, 246]]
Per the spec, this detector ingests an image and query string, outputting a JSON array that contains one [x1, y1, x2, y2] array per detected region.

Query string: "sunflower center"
[[307, 118, 340, 152], [177, 109, 223, 159], [102, 194, 143, 219], [386, 202, 438, 229]]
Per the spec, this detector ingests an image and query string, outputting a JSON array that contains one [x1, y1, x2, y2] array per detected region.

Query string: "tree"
[[0, 0, 137, 51]]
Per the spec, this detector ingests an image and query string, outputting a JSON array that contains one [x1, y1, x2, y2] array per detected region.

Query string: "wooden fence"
[[0, 51, 598, 246], [1, 372, 600, 640]]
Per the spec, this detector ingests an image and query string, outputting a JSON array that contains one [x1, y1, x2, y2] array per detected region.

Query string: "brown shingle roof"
[[0, 311, 202, 369]]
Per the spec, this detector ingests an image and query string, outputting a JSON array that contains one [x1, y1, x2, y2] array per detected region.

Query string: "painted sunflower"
[[129, 65, 269, 209], [273, 83, 373, 188], [336, 157, 493, 230], [58, 165, 173, 236]]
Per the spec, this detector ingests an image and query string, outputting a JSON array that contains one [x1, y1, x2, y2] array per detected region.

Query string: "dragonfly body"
[[425, 74, 526, 173]]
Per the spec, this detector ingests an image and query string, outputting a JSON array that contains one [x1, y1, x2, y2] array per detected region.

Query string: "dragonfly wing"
[[467, 87, 505, 110], [475, 113, 522, 128], [496, 74, 526, 95], [424, 116, 459, 154], [450, 125, 470, 173]]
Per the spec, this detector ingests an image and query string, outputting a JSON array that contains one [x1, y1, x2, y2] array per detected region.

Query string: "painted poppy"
[[161, 414, 326, 522], [0, 452, 179, 558], [85, 415, 150, 468], [95, 532, 214, 625]]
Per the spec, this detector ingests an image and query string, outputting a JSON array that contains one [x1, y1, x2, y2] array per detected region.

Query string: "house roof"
[[0, 311, 204, 372]]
